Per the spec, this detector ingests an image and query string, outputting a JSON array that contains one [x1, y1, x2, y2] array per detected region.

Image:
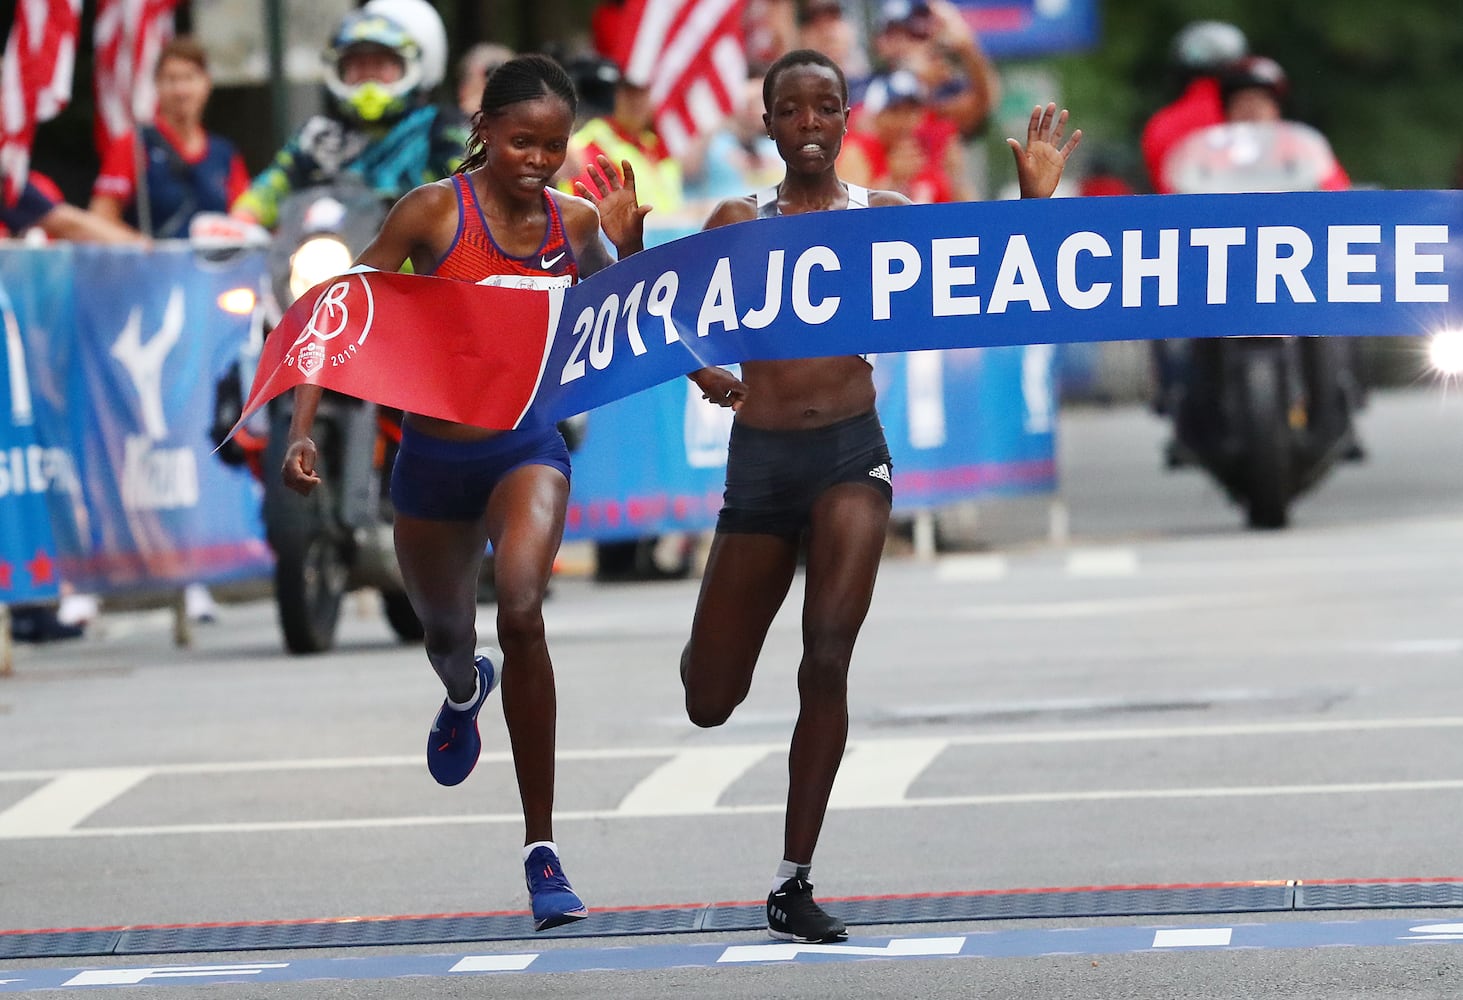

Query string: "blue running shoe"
[[426, 648, 499, 787], [525, 846, 589, 931]]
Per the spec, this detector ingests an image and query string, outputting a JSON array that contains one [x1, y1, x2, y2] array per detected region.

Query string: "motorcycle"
[[1158, 120, 1367, 529], [209, 179, 422, 653]]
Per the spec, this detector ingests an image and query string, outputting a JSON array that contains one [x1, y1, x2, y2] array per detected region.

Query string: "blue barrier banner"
[[0, 280, 65, 604], [563, 344, 1056, 540], [0, 244, 272, 594], [245, 190, 1462, 434], [955, 0, 1099, 57]]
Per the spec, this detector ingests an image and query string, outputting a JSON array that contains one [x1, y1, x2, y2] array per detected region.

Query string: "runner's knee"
[[495, 594, 546, 651], [681, 646, 746, 728], [798, 629, 856, 695]]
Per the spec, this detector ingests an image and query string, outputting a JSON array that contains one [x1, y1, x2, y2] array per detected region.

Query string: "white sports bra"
[[755, 183, 870, 218]]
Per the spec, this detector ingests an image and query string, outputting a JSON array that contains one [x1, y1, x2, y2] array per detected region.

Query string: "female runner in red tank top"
[[281, 54, 649, 932]]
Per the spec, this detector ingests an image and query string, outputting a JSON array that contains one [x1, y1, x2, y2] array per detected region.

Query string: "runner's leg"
[[786, 481, 890, 862], [680, 531, 799, 728], [484, 463, 570, 845], [394, 511, 491, 704]]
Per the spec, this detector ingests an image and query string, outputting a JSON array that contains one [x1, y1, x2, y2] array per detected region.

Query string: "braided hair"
[[460, 54, 578, 173]]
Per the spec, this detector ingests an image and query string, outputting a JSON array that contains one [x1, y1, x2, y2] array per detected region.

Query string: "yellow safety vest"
[[568, 117, 684, 215]]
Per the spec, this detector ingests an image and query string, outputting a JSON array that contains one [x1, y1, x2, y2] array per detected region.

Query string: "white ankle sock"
[[445, 667, 480, 711], [773, 859, 810, 892], [523, 840, 558, 862]]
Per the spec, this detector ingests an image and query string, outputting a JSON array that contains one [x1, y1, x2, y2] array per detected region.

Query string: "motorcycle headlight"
[[1427, 327, 1463, 377], [289, 236, 354, 301], [216, 287, 257, 315]]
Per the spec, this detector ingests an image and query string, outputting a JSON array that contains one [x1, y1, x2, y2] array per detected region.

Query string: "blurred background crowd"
[[7, 0, 1462, 246]]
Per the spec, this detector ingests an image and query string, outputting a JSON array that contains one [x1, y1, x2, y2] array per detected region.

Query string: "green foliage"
[[1028, 0, 1463, 190]]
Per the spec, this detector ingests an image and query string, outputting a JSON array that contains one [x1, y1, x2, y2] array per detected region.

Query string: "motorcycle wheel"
[[380, 589, 425, 642], [275, 531, 348, 654], [1242, 356, 1292, 530]]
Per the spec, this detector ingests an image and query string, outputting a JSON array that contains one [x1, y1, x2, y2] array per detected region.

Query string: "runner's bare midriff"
[[403, 412, 506, 441], [734, 356, 875, 429]]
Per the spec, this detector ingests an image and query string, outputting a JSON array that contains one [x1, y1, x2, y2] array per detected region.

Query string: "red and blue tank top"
[[431, 173, 578, 290]]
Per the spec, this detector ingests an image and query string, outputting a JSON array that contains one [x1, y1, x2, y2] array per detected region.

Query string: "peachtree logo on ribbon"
[[286, 275, 376, 378], [236, 190, 1462, 435]]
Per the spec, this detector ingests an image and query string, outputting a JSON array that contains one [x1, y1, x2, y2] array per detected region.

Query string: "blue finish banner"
[[0, 244, 272, 595], [245, 190, 1461, 436], [535, 190, 1460, 428]]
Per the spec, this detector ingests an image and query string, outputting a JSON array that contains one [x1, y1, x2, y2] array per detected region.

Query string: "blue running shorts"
[[390, 422, 571, 522]]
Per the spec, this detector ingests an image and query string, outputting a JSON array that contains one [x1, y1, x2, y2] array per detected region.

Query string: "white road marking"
[[935, 555, 1008, 581], [616, 747, 768, 815], [450, 955, 539, 972], [1152, 928, 1233, 948], [1065, 548, 1139, 577], [63, 964, 289, 987], [11, 776, 1463, 840], [718, 936, 967, 963], [8, 717, 1463, 840], [1379, 639, 1463, 655], [953, 594, 1255, 620], [6, 716, 1463, 783], [828, 739, 946, 809], [0, 767, 151, 838]]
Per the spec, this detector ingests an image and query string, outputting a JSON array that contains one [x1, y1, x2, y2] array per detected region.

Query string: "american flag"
[[614, 0, 747, 157], [0, 0, 82, 205], [93, 0, 181, 152]]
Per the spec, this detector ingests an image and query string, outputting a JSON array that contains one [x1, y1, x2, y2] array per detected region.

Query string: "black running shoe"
[[766, 877, 847, 942]]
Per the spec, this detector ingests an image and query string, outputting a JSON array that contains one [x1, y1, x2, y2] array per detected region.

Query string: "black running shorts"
[[716, 410, 893, 539]]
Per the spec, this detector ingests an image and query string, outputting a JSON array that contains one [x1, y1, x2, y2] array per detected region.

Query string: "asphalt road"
[[2, 386, 1462, 997]]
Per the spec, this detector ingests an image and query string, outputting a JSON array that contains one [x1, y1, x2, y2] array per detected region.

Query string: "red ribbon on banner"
[[240, 270, 562, 432]]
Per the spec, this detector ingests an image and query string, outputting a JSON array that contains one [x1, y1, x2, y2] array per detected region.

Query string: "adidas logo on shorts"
[[868, 463, 891, 484]]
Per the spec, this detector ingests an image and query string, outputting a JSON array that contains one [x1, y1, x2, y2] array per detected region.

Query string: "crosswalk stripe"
[[828, 739, 946, 808], [616, 746, 770, 815]]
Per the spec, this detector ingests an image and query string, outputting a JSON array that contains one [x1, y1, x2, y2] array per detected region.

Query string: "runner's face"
[[482, 95, 575, 196], [763, 64, 847, 173]]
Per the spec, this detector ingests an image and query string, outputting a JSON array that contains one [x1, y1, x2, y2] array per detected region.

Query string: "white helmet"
[[1170, 20, 1248, 75], [363, 0, 448, 91], [323, 8, 426, 124]]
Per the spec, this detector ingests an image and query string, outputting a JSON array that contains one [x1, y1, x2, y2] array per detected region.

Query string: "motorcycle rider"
[[1172, 55, 1365, 469], [220, 2, 466, 649], [231, 4, 466, 229], [1140, 20, 1247, 195]]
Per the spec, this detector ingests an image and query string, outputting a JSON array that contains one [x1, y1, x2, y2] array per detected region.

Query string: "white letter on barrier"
[[932, 236, 980, 317], [1056, 232, 1111, 310], [1396, 225, 1449, 303], [792, 246, 841, 324], [1189, 227, 1247, 305], [698, 257, 740, 338], [1256, 226, 1316, 303], [872, 241, 921, 320], [1122, 229, 1179, 308], [1328, 225, 1382, 303], [988, 235, 1051, 314]]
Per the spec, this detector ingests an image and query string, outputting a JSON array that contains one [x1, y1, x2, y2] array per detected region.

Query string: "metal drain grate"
[[0, 930, 122, 961], [5, 881, 1458, 960], [1296, 881, 1463, 910]]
